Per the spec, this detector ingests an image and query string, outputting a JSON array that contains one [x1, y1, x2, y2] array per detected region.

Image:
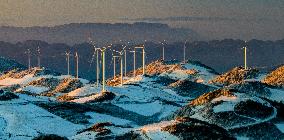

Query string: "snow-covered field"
[[86, 112, 135, 126], [0, 99, 84, 139], [0, 61, 284, 139]]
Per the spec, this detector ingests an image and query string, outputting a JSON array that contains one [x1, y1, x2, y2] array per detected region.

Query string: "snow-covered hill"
[[1, 59, 284, 139]]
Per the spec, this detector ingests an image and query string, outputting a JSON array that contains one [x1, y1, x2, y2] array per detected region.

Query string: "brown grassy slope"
[[210, 67, 259, 86], [0, 69, 36, 80], [189, 89, 235, 106], [262, 65, 284, 87], [53, 78, 83, 93], [0, 68, 58, 80], [28, 77, 60, 89], [107, 59, 184, 86], [40, 78, 83, 97]]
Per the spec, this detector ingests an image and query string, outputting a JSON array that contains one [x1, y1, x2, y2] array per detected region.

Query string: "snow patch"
[[124, 75, 152, 84], [115, 101, 175, 117], [213, 102, 236, 113], [86, 112, 134, 126], [269, 88, 284, 103], [212, 95, 238, 102], [183, 63, 216, 82], [19, 85, 49, 94], [0, 74, 36, 86], [67, 85, 100, 97], [275, 123, 284, 133], [160, 70, 189, 80], [70, 94, 100, 103]]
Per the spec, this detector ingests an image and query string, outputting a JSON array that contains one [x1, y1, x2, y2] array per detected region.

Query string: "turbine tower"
[[120, 55, 123, 86], [95, 48, 100, 87], [124, 42, 130, 77], [95, 45, 111, 92], [161, 40, 166, 61], [124, 49, 127, 77], [183, 40, 187, 63], [75, 52, 79, 79], [142, 46, 145, 75], [135, 45, 146, 75], [244, 41, 248, 70], [113, 54, 117, 79], [112, 55, 123, 84], [89, 40, 100, 87], [65, 51, 71, 75], [27, 49, 31, 70], [130, 50, 136, 77], [37, 46, 41, 68], [162, 42, 165, 61], [111, 46, 126, 86], [101, 47, 107, 92]]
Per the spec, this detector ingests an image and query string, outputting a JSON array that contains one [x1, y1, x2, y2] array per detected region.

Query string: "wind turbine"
[[75, 52, 79, 79], [95, 48, 100, 87], [65, 51, 71, 75], [26, 49, 31, 70], [113, 53, 118, 79], [243, 41, 248, 70], [117, 40, 130, 77], [130, 49, 136, 77], [130, 44, 146, 77], [161, 40, 166, 61], [112, 55, 122, 81], [183, 40, 187, 63], [124, 42, 130, 77], [91, 42, 101, 87], [95, 45, 112, 92], [124, 49, 127, 76], [111, 46, 127, 86], [134, 44, 146, 75], [101, 48, 106, 92], [37, 46, 41, 68]]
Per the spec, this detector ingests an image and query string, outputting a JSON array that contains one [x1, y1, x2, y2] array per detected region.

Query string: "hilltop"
[[263, 66, 284, 87]]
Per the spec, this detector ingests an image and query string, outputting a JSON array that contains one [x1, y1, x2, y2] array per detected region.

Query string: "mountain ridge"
[[0, 22, 199, 45]]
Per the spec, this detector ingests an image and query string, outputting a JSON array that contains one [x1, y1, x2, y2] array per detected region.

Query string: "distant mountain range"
[[0, 39, 284, 80], [0, 22, 199, 45], [0, 57, 26, 73]]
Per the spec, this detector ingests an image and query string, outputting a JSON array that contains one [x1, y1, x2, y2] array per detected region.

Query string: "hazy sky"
[[0, 0, 283, 40]]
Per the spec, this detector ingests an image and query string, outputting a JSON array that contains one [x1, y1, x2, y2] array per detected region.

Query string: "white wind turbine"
[[129, 49, 136, 77], [183, 40, 188, 63], [130, 44, 146, 77], [95, 45, 112, 92], [75, 52, 79, 79], [111, 46, 127, 86], [90, 40, 101, 87], [65, 51, 71, 75], [37, 46, 41, 68], [124, 42, 130, 77], [26, 49, 31, 70], [161, 40, 166, 61], [243, 41, 248, 70], [135, 45, 146, 75]]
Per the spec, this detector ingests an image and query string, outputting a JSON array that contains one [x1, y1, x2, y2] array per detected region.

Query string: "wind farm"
[[0, 1, 284, 140]]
